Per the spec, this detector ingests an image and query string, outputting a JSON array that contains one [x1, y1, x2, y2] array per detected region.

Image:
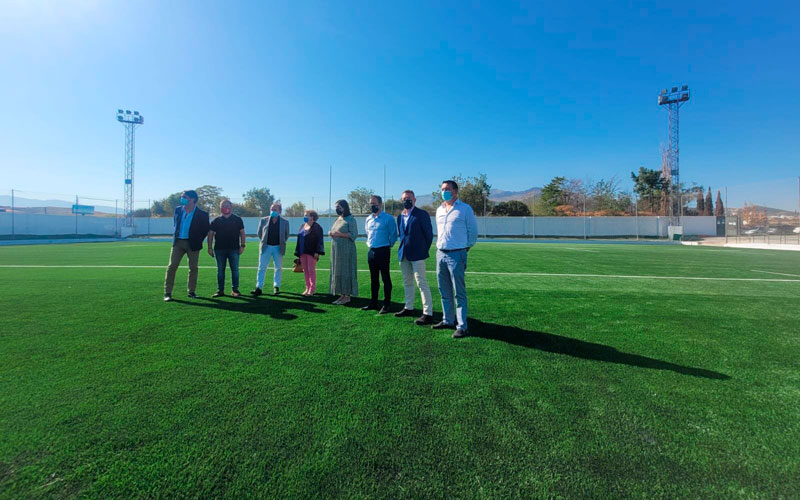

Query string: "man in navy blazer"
[[164, 189, 210, 301], [394, 189, 435, 325]]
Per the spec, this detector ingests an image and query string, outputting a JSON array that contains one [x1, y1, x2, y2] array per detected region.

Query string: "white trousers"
[[256, 245, 283, 288], [400, 258, 433, 315]]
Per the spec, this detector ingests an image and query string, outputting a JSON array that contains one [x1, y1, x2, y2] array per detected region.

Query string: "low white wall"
[[0, 212, 718, 238]]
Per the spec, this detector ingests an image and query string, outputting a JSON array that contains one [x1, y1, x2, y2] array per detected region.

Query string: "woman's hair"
[[305, 209, 319, 221], [335, 199, 351, 217]]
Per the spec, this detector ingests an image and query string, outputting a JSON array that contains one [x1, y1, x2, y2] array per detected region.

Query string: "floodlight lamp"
[[681, 85, 688, 91], [117, 109, 123, 114], [671, 87, 678, 93], [134, 111, 139, 115], [126, 110, 131, 114]]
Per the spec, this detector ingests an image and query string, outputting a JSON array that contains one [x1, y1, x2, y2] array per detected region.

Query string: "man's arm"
[[239, 228, 247, 254], [422, 212, 433, 249], [207, 230, 215, 256], [466, 206, 478, 248], [388, 214, 398, 247]]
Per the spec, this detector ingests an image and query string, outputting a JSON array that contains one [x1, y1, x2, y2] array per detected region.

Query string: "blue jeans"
[[436, 249, 468, 330], [215, 249, 240, 292]]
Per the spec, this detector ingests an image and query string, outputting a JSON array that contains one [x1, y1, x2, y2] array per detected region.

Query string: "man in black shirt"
[[207, 199, 247, 297]]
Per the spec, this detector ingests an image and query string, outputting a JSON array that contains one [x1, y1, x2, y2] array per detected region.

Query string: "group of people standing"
[[162, 180, 478, 338]]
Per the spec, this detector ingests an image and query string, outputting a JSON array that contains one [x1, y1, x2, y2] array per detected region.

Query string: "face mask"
[[370, 205, 380, 214], [336, 207, 343, 216], [303, 216, 309, 223], [221, 207, 231, 215], [179, 197, 189, 206], [270, 211, 279, 218], [442, 190, 453, 201], [402, 199, 413, 209]]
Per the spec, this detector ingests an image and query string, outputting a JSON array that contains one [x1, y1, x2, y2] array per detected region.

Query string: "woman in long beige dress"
[[329, 200, 359, 305]]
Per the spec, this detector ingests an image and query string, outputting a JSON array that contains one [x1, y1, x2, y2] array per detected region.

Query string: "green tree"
[[715, 190, 724, 216], [455, 173, 493, 215], [705, 187, 713, 216], [384, 198, 402, 216], [285, 201, 306, 217], [347, 186, 374, 214], [537, 176, 567, 215], [243, 187, 275, 216], [696, 189, 705, 215], [631, 167, 669, 214], [590, 177, 630, 214], [491, 200, 531, 216], [195, 185, 225, 214], [232, 202, 261, 217]]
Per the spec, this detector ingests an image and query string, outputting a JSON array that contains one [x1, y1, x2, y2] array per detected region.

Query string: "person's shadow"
[[172, 294, 327, 320], [468, 319, 730, 380]]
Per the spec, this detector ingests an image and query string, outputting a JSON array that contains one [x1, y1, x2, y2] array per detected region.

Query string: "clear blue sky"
[[1, 1, 798, 209]]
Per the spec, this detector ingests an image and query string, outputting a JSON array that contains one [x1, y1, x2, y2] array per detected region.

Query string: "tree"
[[243, 187, 274, 216], [696, 189, 705, 215], [589, 176, 631, 215], [384, 198, 403, 216], [491, 200, 531, 216], [231, 202, 261, 217], [631, 167, 669, 215], [347, 186, 374, 214], [705, 187, 713, 216], [133, 208, 150, 217], [715, 191, 724, 216], [285, 201, 306, 217], [456, 173, 493, 215]]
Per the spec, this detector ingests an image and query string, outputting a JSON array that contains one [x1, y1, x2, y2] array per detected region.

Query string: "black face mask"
[[336, 207, 343, 216], [402, 199, 413, 209], [370, 205, 380, 214]]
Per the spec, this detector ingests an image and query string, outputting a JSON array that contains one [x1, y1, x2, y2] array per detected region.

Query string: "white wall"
[[0, 212, 718, 238]]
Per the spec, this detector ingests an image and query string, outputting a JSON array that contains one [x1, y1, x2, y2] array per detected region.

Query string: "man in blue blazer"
[[164, 189, 210, 301], [394, 189, 435, 325]]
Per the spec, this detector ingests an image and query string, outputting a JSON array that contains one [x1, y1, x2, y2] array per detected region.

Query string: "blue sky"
[[1, 1, 798, 209]]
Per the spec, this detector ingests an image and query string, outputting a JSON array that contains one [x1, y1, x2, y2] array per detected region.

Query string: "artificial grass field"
[[1, 240, 799, 499]]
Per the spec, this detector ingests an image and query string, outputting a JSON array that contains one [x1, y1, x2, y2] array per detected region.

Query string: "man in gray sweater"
[[252, 202, 290, 295]]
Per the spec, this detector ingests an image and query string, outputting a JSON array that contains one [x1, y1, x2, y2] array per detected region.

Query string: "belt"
[[439, 247, 465, 253]]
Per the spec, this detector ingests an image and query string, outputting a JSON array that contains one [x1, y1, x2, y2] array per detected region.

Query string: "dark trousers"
[[367, 246, 392, 306], [215, 249, 240, 292]]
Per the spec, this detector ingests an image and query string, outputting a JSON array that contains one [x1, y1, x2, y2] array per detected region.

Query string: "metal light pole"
[[531, 193, 536, 240], [635, 195, 639, 241], [328, 166, 332, 229], [10, 189, 14, 236], [658, 85, 690, 220], [583, 195, 587, 240], [116, 109, 144, 233]]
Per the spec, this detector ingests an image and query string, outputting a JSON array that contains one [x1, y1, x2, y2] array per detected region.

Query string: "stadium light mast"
[[658, 85, 690, 218], [116, 109, 144, 233]]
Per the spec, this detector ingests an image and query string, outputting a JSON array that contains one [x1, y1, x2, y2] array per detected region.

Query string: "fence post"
[[532, 193, 536, 240], [635, 196, 639, 241], [583, 196, 587, 240], [75, 195, 79, 235], [10, 189, 14, 236], [148, 199, 151, 237]]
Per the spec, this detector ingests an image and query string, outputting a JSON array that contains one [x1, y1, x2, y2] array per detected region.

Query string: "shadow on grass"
[[468, 319, 730, 380], [172, 294, 329, 320]]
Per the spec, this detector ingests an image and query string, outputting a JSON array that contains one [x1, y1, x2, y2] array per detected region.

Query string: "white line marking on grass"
[[751, 270, 800, 278], [563, 247, 600, 253], [2, 265, 799, 283]]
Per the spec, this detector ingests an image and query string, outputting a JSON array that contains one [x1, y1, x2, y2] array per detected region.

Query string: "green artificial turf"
[[1, 241, 799, 499]]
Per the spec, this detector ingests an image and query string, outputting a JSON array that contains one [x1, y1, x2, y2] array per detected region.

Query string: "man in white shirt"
[[433, 180, 478, 338]]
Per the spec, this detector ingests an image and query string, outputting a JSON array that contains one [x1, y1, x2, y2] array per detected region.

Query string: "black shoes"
[[432, 320, 455, 330], [415, 314, 434, 326], [231, 290, 242, 297], [187, 292, 198, 299], [361, 304, 379, 311], [251, 288, 262, 296], [164, 294, 172, 302], [452, 329, 468, 339], [378, 306, 391, 315], [394, 309, 414, 317], [212, 290, 224, 298], [274, 287, 280, 295]]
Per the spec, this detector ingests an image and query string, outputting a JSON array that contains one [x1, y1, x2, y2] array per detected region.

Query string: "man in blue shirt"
[[363, 194, 398, 314], [433, 180, 478, 337], [164, 190, 210, 301]]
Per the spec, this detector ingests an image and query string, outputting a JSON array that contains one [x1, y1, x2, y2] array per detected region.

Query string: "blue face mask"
[[179, 197, 189, 206], [303, 216, 309, 223], [270, 211, 279, 218], [441, 190, 453, 201]]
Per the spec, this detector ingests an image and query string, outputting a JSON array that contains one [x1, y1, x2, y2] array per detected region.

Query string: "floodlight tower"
[[116, 109, 144, 230], [658, 85, 689, 217]]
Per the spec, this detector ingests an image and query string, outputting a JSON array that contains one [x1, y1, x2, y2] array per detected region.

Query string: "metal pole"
[[148, 199, 151, 238], [312, 196, 314, 211], [483, 196, 487, 238], [531, 193, 535, 240], [328, 165, 332, 229], [383, 164, 386, 206], [10, 189, 14, 236], [115, 199, 118, 236], [635, 195, 639, 241], [724, 187, 728, 244], [75, 195, 79, 234], [583, 195, 587, 240]]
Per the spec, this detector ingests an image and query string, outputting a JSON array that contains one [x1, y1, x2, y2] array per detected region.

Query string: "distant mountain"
[[0, 195, 118, 214], [415, 187, 541, 207], [727, 205, 798, 217]]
